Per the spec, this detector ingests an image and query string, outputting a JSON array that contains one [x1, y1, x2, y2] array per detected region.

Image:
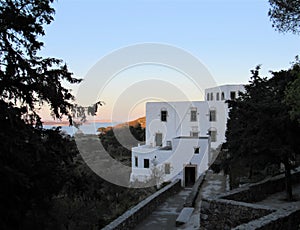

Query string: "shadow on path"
[[134, 188, 192, 230], [134, 171, 227, 229]]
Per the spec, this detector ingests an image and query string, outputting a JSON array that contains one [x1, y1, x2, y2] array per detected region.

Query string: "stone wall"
[[200, 198, 274, 230], [102, 179, 181, 230], [222, 169, 300, 203], [200, 167, 300, 230], [234, 207, 300, 230]]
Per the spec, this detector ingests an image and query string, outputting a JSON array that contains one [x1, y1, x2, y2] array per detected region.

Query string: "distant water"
[[44, 122, 119, 136]]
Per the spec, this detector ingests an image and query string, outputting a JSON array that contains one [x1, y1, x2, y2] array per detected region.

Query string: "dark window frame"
[[221, 92, 225, 100], [209, 110, 216, 122], [161, 110, 167, 122], [190, 109, 197, 122], [209, 130, 217, 142], [166, 140, 172, 147], [144, 159, 150, 168], [230, 91, 236, 100], [165, 163, 171, 174], [190, 131, 199, 137], [155, 133, 163, 146]]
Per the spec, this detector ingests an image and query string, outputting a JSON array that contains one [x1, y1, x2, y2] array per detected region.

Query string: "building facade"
[[131, 84, 244, 186]]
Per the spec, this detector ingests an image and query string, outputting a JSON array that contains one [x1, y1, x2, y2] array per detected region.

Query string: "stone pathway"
[[255, 183, 300, 209], [134, 171, 227, 230], [134, 188, 192, 230], [200, 170, 227, 199], [180, 170, 227, 229]]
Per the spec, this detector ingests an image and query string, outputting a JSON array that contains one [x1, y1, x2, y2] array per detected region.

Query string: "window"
[[166, 140, 172, 147], [191, 126, 198, 137], [161, 110, 167, 122], [221, 92, 225, 100], [209, 130, 217, 142], [144, 159, 150, 168], [135, 156, 138, 167], [216, 92, 220, 101], [207, 93, 210, 101], [190, 132, 199, 137], [230, 91, 236, 100], [194, 147, 200, 154], [155, 133, 163, 146], [165, 163, 171, 174], [210, 92, 214, 101], [209, 110, 216, 122], [190, 108, 197, 121]]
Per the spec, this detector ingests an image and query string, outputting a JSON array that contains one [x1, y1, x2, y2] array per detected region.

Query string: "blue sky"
[[40, 0, 300, 121]]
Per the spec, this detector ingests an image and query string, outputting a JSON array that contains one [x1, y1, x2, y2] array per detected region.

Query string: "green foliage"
[[285, 59, 300, 123], [227, 65, 300, 164], [47, 154, 156, 229], [71, 101, 105, 127], [0, 0, 96, 228], [0, 1, 151, 229], [226, 63, 300, 198], [0, 0, 81, 125], [99, 124, 145, 161], [0, 100, 78, 229], [268, 0, 300, 34]]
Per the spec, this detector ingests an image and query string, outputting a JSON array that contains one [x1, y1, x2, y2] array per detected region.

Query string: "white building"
[[131, 84, 244, 187]]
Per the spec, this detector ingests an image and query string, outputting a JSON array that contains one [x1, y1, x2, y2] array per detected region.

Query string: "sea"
[[43, 122, 119, 136]]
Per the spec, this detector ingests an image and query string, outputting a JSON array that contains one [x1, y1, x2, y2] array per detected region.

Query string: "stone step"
[[175, 207, 194, 226]]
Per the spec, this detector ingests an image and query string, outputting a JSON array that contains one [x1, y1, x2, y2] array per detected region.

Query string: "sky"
[[39, 0, 300, 122]]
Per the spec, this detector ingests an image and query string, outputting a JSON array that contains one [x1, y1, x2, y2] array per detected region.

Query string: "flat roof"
[[174, 136, 209, 139], [205, 84, 244, 91]]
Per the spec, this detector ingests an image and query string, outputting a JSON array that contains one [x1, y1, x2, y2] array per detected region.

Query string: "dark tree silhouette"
[[268, 0, 300, 34], [285, 58, 300, 124], [0, 1, 163, 229], [226, 64, 300, 200], [0, 0, 82, 125], [0, 0, 81, 228]]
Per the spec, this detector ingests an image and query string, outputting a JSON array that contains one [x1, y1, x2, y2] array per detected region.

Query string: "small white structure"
[[131, 84, 244, 186]]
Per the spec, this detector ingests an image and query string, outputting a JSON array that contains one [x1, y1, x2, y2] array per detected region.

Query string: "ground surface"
[[135, 171, 300, 229], [255, 183, 300, 209], [134, 188, 192, 230], [183, 171, 227, 229], [134, 171, 227, 229]]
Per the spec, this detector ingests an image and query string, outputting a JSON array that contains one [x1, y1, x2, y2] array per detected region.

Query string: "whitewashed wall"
[[145, 101, 210, 145], [131, 137, 210, 183], [131, 84, 244, 183], [205, 85, 245, 148]]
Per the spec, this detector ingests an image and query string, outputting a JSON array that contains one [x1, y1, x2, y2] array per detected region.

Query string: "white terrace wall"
[[131, 137, 210, 183]]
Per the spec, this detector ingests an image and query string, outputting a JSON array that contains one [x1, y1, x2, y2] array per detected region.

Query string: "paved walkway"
[[255, 183, 300, 209], [134, 171, 227, 230], [181, 171, 227, 229], [134, 188, 192, 230], [200, 171, 227, 199]]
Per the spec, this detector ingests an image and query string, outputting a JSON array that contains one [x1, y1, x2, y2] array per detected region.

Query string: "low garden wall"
[[222, 168, 300, 203], [201, 198, 274, 229], [200, 167, 300, 229], [234, 208, 300, 230], [102, 179, 181, 230]]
